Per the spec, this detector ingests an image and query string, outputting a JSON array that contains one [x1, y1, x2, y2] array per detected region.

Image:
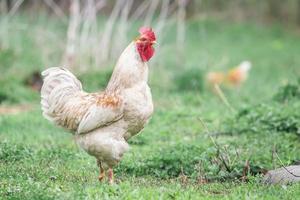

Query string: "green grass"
[[1, 14, 300, 199]]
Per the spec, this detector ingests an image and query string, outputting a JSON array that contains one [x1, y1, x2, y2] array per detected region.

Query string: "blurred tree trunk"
[[6, 0, 12, 11], [0, 1, 7, 13], [298, 0, 300, 25], [62, 0, 80, 68], [0, 0, 13, 13], [177, 0, 189, 50], [212, 0, 226, 11], [268, 0, 282, 21]]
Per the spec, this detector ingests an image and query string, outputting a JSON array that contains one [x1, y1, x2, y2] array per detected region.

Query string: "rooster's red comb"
[[139, 27, 156, 41]]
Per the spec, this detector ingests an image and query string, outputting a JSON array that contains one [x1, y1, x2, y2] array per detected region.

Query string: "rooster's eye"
[[139, 38, 147, 42]]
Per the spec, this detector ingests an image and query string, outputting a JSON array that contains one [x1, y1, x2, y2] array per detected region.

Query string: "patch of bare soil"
[[0, 104, 32, 115]]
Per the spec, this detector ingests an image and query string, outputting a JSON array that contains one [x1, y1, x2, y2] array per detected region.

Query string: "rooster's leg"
[[97, 160, 105, 182], [108, 168, 114, 184]]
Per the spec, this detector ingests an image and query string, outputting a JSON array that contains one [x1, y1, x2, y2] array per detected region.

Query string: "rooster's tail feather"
[[40, 67, 82, 121]]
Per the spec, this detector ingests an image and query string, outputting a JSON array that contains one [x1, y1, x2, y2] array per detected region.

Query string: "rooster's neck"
[[105, 42, 149, 93]]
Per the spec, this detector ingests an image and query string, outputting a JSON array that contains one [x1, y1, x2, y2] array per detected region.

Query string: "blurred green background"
[[0, 1, 300, 199]]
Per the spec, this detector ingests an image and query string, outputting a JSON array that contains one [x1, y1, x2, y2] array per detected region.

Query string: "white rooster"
[[41, 27, 156, 184]]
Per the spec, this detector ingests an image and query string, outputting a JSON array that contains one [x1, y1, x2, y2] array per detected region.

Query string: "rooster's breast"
[[122, 83, 153, 139]]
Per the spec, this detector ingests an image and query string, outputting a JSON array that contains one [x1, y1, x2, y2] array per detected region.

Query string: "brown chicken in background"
[[207, 61, 252, 88]]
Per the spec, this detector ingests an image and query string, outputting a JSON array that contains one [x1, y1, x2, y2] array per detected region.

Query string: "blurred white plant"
[[62, 0, 189, 71], [0, 0, 189, 71]]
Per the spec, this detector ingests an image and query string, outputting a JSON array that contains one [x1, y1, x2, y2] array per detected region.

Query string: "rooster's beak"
[[151, 41, 157, 45]]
